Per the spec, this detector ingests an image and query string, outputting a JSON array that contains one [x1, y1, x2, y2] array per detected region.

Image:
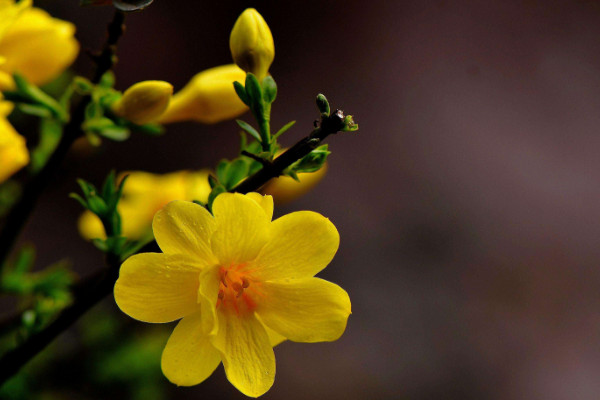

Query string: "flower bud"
[[0, 3, 79, 90], [112, 81, 173, 125], [158, 64, 247, 124], [0, 102, 29, 183], [262, 163, 328, 205], [229, 8, 274, 81]]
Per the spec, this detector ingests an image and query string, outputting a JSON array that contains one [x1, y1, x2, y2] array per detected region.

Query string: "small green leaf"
[[17, 104, 52, 118], [97, 125, 130, 141], [87, 195, 108, 215], [102, 170, 116, 201], [98, 71, 115, 89], [91, 238, 109, 252], [215, 160, 229, 184], [222, 159, 249, 189], [69, 193, 89, 210], [31, 118, 63, 172], [262, 76, 277, 104], [236, 120, 261, 142], [233, 81, 249, 106], [208, 174, 219, 189], [289, 144, 331, 173], [273, 120, 296, 139]]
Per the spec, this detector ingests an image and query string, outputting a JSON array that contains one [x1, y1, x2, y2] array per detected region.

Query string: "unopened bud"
[[112, 80, 173, 125], [229, 8, 274, 81], [158, 64, 247, 124]]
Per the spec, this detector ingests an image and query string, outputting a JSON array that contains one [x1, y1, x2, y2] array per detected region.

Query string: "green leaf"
[[233, 81, 249, 106], [30, 118, 63, 173], [236, 119, 261, 142], [215, 160, 229, 184], [289, 144, 331, 174], [262, 76, 277, 104], [76, 179, 96, 199], [102, 170, 117, 201], [273, 120, 296, 139], [98, 71, 115, 89], [98, 125, 131, 141], [87, 195, 108, 215], [17, 103, 52, 118], [69, 192, 89, 210], [244, 73, 264, 114], [91, 238, 109, 252], [222, 159, 249, 189], [133, 122, 164, 136], [208, 174, 219, 189], [13, 73, 66, 121]]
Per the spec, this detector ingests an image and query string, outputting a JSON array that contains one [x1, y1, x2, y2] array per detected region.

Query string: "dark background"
[[14, 0, 600, 399]]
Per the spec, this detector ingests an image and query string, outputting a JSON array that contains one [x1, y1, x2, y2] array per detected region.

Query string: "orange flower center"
[[216, 265, 259, 315]]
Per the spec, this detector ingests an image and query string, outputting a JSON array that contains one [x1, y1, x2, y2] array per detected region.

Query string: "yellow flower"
[[158, 64, 247, 124], [78, 170, 211, 240], [0, 101, 28, 182], [111, 80, 173, 125], [0, 0, 79, 90], [114, 193, 351, 397], [229, 8, 274, 81]]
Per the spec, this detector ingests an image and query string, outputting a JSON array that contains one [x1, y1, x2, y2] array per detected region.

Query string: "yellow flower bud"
[[262, 163, 328, 205], [0, 101, 29, 183], [78, 170, 211, 241], [111, 80, 173, 125], [0, 2, 79, 90], [229, 8, 274, 81], [157, 64, 247, 124]]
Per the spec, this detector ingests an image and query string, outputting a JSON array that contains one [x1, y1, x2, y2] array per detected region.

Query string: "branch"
[[0, 108, 348, 385], [0, 10, 126, 270]]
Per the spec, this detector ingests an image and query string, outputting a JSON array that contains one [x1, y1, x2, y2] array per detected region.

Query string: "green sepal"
[[233, 81, 250, 106], [208, 174, 219, 189], [98, 71, 115, 89], [262, 76, 277, 104], [244, 73, 264, 115]]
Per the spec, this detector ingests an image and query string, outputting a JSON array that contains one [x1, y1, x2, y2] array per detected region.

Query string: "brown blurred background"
[[14, 0, 600, 399]]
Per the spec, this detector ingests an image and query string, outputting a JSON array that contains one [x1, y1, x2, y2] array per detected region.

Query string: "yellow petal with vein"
[[257, 277, 351, 343], [161, 312, 222, 386], [114, 253, 204, 323]]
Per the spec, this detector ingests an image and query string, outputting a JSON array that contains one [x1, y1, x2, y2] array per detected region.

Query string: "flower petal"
[[114, 253, 203, 323], [251, 211, 339, 280], [262, 322, 286, 347], [153, 200, 217, 262], [161, 312, 222, 386], [245, 192, 274, 221], [211, 310, 275, 397], [211, 193, 270, 265], [256, 278, 351, 343]]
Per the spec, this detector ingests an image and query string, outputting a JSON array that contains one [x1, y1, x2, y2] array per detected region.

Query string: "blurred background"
[[4, 0, 600, 399]]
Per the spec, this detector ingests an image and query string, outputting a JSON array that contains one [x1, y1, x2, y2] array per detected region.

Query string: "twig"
[[0, 10, 126, 270], [0, 108, 348, 385]]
